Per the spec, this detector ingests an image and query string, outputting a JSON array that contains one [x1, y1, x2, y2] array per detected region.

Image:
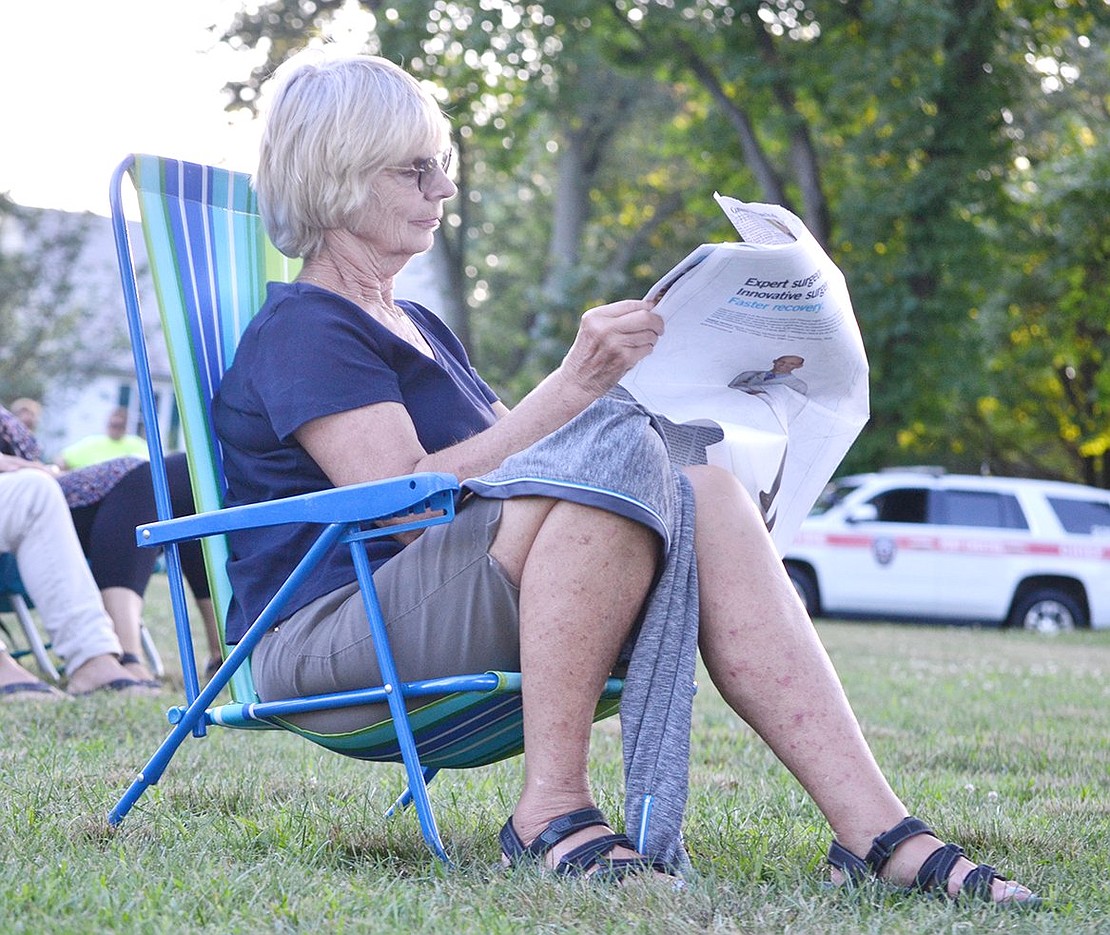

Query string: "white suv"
[[784, 469, 1110, 633]]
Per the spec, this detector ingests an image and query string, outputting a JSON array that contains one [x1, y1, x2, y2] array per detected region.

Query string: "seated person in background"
[[8, 398, 43, 433], [0, 405, 222, 683], [210, 52, 1037, 903], [58, 406, 149, 470], [0, 465, 156, 697]]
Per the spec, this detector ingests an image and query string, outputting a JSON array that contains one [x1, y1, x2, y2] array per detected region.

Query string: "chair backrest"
[[111, 154, 300, 701]]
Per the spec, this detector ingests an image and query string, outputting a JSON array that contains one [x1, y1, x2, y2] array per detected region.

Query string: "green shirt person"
[[58, 407, 148, 470]]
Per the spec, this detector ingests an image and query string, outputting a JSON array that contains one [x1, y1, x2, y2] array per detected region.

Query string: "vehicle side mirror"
[[845, 503, 879, 524]]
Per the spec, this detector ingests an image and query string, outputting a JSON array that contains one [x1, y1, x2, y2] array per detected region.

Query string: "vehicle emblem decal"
[[872, 536, 896, 566]]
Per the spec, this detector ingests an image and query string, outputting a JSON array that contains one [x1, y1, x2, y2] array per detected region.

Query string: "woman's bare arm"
[[296, 298, 663, 487]]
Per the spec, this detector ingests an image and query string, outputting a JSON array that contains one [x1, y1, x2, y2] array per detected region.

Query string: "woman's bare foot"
[[0, 652, 65, 700]]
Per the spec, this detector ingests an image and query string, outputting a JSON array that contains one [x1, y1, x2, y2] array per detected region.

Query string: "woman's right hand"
[[0, 453, 59, 477], [558, 299, 664, 399]]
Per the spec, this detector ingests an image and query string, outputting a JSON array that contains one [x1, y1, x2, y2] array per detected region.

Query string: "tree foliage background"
[[212, 0, 1109, 486], [0, 199, 126, 404]]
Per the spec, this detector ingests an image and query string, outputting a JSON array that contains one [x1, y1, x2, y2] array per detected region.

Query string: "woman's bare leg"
[[195, 597, 223, 670], [685, 465, 1030, 900], [490, 496, 659, 867], [100, 586, 156, 680]]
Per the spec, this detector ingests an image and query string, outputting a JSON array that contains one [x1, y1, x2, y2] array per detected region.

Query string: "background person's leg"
[[73, 457, 212, 680], [0, 470, 142, 694], [0, 471, 121, 674]]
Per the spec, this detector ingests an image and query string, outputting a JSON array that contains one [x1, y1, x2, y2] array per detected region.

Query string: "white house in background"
[[10, 206, 445, 460]]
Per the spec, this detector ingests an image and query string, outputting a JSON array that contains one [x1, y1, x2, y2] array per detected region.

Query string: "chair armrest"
[[135, 472, 460, 548]]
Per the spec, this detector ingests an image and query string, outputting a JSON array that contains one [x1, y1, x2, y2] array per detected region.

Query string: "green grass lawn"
[[2, 575, 1107, 934]]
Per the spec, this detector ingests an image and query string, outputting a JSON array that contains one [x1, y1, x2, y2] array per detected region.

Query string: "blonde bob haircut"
[[255, 53, 451, 259]]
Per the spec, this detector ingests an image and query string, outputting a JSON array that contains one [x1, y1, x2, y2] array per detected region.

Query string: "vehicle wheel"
[[786, 564, 819, 617], [1009, 588, 1084, 634]]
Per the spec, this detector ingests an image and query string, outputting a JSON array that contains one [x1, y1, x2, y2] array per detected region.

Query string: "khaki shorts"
[[252, 495, 521, 734]]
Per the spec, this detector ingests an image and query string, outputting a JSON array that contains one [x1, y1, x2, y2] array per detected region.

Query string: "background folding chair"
[[108, 154, 621, 862], [0, 552, 163, 682], [0, 552, 58, 681]]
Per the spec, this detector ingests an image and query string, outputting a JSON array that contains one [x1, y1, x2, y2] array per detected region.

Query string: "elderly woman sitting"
[[210, 51, 1036, 902]]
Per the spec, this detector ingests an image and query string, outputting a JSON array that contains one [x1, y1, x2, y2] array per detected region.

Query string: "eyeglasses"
[[388, 149, 454, 192]]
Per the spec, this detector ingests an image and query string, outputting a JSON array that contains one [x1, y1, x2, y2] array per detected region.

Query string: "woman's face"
[[349, 149, 457, 263], [14, 406, 38, 431]]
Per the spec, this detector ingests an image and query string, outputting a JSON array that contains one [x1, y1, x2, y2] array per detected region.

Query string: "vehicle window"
[[868, 487, 928, 523], [810, 481, 862, 515], [931, 490, 1029, 529], [1047, 496, 1110, 535]]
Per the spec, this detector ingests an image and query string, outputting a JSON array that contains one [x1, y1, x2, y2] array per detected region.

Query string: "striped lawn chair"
[[107, 154, 620, 862]]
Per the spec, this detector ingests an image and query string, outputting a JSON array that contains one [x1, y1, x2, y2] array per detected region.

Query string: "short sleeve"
[[249, 295, 404, 443]]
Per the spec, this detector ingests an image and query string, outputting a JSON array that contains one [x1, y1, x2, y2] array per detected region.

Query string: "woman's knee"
[[683, 463, 739, 496], [554, 498, 656, 545], [491, 496, 658, 586], [683, 464, 764, 529], [10, 469, 68, 520], [542, 501, 661, 594]]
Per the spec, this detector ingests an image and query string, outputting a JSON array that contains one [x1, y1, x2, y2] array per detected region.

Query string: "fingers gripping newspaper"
[[619, 194, 869, 553]]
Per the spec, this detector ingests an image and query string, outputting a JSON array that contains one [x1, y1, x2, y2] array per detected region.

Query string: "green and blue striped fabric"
[[129, 154, 300, 702]]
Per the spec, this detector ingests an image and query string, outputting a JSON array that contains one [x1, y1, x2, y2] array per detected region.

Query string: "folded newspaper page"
[[619, 194, 869, 553]]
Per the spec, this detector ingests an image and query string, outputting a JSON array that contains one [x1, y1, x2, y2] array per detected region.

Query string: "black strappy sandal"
[[118, 652, 162, 690], [500, 807, 676, 884], [827, 816, 1041, 907]]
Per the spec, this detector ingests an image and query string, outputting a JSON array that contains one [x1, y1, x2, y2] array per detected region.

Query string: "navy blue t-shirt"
[[212, 282, 499, 642]]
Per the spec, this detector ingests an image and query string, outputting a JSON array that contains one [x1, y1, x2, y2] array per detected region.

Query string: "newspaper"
[[619, 194, 869, 553]]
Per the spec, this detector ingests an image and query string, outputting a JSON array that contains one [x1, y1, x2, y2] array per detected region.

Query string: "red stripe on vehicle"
[[798, 533, 1110, 561]]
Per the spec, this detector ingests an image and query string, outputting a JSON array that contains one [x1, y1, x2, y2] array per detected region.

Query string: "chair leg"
[[109, 640, 250, 825], [110, 711, 202, 825], [12, 595, 61, 682], [399, 751, 449, 863], [349, 543, 450, 863], [139, 623, 165, 678], [385, 767, 440, 819]]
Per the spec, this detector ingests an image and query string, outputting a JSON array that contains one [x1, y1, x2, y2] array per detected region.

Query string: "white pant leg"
[[0, 470, 121, 673]]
